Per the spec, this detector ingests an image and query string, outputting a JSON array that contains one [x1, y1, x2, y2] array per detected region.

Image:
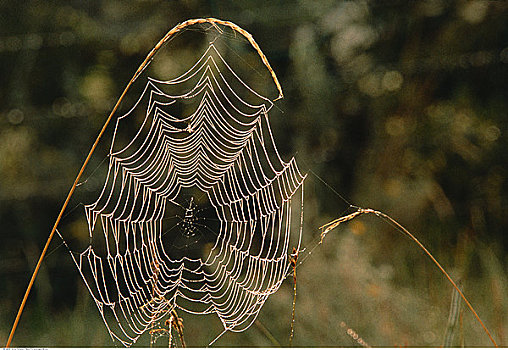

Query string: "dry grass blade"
[[254, 320, 281, 346], [320, 207, 498, 347], [171, 309, 186, 348], [443, 281, 463, 347], [289, 247, 299, 346]]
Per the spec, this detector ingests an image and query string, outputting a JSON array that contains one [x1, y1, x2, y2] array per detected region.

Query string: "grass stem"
[[320, 207, 498, 347]]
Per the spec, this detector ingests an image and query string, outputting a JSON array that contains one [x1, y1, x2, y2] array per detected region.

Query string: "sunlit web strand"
[[62, 37, 305, 347]]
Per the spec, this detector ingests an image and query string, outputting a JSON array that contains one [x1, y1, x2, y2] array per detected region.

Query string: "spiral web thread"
[[62, 40, 305, 346]]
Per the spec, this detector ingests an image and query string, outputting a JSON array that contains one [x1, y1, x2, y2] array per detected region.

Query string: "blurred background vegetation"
[[1, 0, 507, 347]]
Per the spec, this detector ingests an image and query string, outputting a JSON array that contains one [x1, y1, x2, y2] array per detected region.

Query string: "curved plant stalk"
[[319, 207, 498, 347], [254, 320, 281, 346], [443, 280, 463, 347], [289, 247, 299, 346], [5, 17, 282, 348]]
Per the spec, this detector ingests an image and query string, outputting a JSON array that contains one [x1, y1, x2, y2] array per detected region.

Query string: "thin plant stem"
[[5, 63, 132, 349], [289, 247, 298, 346], [443, 280, 462, 347], [171, 309, 186, 348], [168, 317, 173, 348], [289, 271, 297, 346], [319, 207, 498, 347], [254, 320, 281, 346]]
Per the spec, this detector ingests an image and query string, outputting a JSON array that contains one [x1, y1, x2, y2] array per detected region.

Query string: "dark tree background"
[[1, 0, 507, 347]]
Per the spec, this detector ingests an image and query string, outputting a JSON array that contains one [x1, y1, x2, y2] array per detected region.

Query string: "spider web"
[[61, 26, 306, 347]]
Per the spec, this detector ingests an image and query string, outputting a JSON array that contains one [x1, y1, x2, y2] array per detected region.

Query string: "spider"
[[161, 196, 219, 250], [179, 197, 199, 238]]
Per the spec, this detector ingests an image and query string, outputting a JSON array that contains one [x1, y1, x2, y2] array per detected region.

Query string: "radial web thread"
[[64, 42, 306, 346]]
